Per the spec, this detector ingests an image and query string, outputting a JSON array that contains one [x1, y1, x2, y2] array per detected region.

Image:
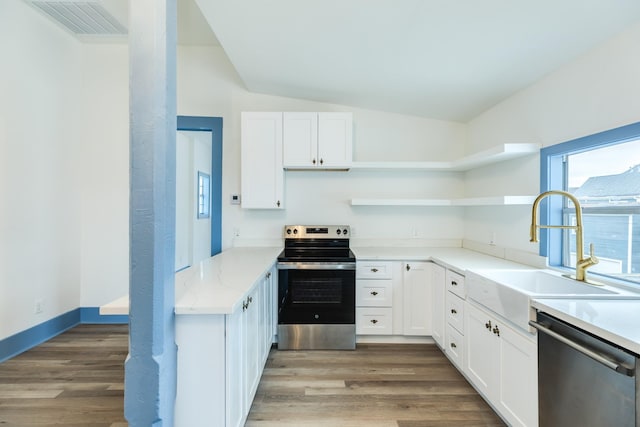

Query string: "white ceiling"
[[34, 0, 640, 122], [196, 0, 640, 122]]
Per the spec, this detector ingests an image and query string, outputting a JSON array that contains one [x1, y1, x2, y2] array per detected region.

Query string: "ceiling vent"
[[27, 0, 127, 35]]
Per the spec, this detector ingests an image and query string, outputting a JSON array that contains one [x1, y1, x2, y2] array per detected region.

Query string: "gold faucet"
[[530, 190, 598, 282]]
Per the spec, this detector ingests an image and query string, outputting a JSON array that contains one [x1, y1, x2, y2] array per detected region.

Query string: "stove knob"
[[336, 229, 342, 235], [343, 228, 348, 235], [293, 228, 298, 234], [286, 228, 292, 235]]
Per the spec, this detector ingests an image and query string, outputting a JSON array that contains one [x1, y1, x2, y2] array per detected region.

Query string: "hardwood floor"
[[0, 324, 128, 427], [1, 327, 504, 427], [247, 344, 506, 427]]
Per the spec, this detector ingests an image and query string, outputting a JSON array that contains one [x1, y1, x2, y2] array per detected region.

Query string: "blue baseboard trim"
[[80, 307, 129, 324], [1, 307, 128, 363]]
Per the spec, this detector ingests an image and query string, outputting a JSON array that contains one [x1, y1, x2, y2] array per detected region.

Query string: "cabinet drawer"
[[445, 269, 466, 298], [356, 279, 392, 307], [356, 307, 393, 335], [446, 291, 465, 334], [446, 324, 465, 370], [356, 261, 393, 279]]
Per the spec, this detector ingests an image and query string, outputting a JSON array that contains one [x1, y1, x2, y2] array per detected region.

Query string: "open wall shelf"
[[350, 196, 537, 207], [349, 143, 539, 172]]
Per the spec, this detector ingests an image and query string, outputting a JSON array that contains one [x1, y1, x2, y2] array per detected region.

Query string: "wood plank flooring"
[[247, 344, 506, 427], [0, 324, 128, 427], [0, 326, 505, 427]]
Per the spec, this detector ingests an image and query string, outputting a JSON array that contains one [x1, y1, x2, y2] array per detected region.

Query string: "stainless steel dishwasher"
[[529, 312, 638, 427]]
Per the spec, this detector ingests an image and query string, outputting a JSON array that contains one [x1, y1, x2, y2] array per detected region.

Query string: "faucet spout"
[[530, 190, 598, 282]]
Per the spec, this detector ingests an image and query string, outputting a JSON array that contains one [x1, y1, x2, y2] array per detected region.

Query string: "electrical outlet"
[[35, 299, 44, 314]]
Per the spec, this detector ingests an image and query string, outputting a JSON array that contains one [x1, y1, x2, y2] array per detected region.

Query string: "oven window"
[[290, 278, 343, 304]]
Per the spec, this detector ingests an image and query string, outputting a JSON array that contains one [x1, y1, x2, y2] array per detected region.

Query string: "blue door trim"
[[177, 116, 223, 256]]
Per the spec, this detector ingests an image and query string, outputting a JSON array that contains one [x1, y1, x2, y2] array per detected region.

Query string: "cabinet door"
[[317, 112, 352, 168], [226, 308, 245, 427], [241, 112, 284, 209], [464, 301, 497, 399], [431, 263, 446, 347], [497, 324, 538, 427], [244, 287, 261, 412], [402, 261, 432, 336], [283, 112, 318, 168]]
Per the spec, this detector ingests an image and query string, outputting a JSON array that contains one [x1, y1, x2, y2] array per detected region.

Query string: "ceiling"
[[195, 0, 640, 122], [31, 0, 640, 122]]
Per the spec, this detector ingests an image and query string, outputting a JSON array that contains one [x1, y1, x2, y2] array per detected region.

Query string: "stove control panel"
[[284, 225, 350, 239]]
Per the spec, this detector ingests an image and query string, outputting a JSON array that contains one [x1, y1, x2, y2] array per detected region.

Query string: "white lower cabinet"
[[175, 267, 276, 427], [403, 261, 433, 336], [356, 307, 393, 334], [356, 261, 394, 335], [431, 263, 446, 347], [356, 260, 433, 338], [465, 300, 538, 427]]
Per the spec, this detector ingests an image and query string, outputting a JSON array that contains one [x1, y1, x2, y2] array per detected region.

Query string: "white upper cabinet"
[[283, 112, 352, 169], [241, 112, 284, 209]]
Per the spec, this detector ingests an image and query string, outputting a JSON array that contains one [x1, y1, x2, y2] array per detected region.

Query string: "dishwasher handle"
[[529, 320, 635, 377]]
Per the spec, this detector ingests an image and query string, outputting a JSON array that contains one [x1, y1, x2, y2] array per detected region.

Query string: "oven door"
[[277, 263, 355, 325]]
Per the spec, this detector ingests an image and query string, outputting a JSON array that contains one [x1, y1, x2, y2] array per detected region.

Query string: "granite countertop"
[[100, 246, 282, 316], [531, 298, 640, 355], [351, 246, 533, 273]]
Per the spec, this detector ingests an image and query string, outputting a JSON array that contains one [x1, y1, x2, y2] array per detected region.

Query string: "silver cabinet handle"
[[450, 342, 457, 349], [370, 291, 378, 296], [450, 309, 457, 314], [370, 319, 378, 324], [371, 268, 379, 272], [406, 264, 411, 271], [451, 280, 458, 286], [529, 320, 634, 376]]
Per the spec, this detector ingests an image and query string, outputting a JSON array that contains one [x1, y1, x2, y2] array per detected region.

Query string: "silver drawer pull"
[[371, 268, 379, 272], [370, 319, 378, 324], [370, 291, 379, 296]]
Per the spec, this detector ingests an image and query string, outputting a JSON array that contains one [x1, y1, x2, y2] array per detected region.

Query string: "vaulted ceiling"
[[195, 0, 640, 122], [29, 0, 640, 122]]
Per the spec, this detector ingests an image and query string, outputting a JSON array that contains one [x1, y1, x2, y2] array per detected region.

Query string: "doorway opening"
[[176, 116, 222, 270]]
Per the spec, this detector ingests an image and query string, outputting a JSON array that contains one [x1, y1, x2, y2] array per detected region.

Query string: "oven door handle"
[[277, 262, 356, 270], [529, 320, 635, 377]]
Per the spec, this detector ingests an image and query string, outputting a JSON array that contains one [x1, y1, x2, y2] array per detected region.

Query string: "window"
[[197, 171, 210, 219], [541, 122, 640, 285]]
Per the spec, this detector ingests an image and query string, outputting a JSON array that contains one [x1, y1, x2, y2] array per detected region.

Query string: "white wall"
[[78, 44, 129, 308], [465, 22, 640, 254], [1, 0, 84, 338]]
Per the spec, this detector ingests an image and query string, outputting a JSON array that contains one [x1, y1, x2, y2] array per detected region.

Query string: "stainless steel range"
[[277, 225, 356, 350]]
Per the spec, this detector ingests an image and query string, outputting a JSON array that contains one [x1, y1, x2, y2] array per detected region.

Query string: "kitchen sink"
[[465, 268, 640, 331]]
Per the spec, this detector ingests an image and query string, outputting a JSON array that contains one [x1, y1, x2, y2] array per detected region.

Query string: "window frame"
[[540, 121, 640, 281]]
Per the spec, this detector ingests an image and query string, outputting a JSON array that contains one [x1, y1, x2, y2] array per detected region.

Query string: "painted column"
[[126, 1, 177, 426]]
